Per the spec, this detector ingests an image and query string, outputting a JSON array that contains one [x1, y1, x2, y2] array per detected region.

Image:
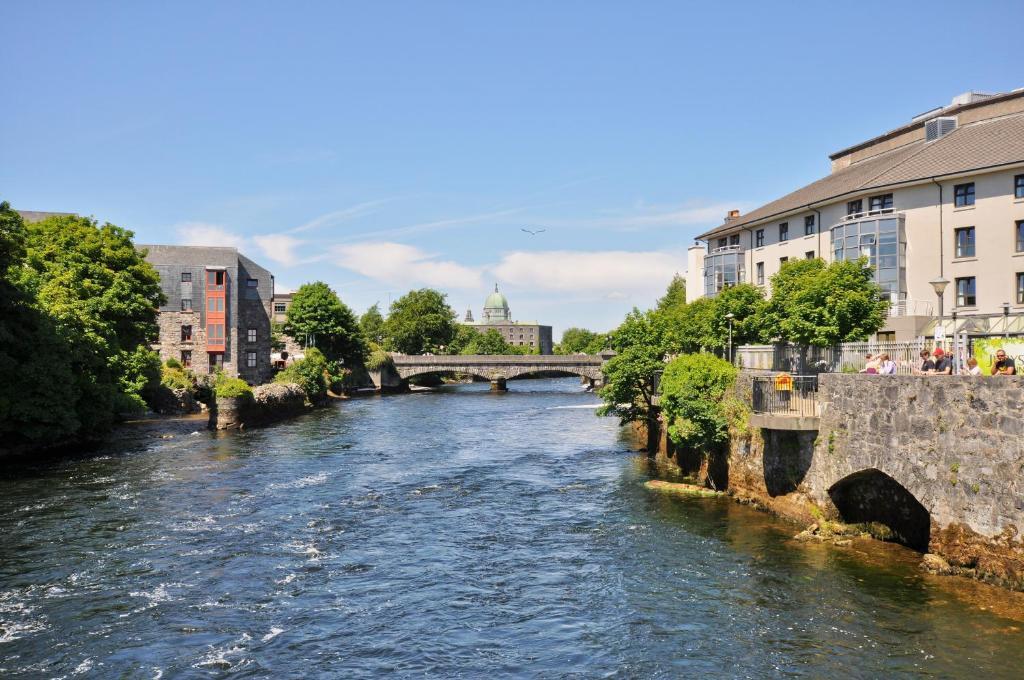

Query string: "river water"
[[3, 378, 1024, 678]]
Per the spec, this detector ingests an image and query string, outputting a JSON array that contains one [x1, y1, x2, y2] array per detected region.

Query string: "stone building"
[[273, 291, 293, 324], [688, 88, 1024, 341], [463, 284, 554, 354], [139, 244, 275, 384]]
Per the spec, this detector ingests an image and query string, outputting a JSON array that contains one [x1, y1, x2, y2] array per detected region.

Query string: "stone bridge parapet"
[[379, 353, 609, 390]]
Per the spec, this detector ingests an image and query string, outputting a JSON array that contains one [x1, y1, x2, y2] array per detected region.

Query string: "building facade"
[[687, 89, 1024, 341], [463, 285, 554, 354], [139, 245, 275, 383]]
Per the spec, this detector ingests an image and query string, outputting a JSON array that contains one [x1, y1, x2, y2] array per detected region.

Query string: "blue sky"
[[2, 1, 1020, 337]]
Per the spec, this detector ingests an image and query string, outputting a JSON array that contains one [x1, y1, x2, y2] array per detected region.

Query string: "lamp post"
[[1003, 302, 1011, 339], [725, 313, 736, 364], [929, 276, 950, 318]]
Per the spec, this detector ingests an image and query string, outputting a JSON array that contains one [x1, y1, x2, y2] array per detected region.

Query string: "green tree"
[[759, 258, 888, 347], [659, 353, 737, 452], [656, 273, 686, 313], [274, 346, 329, 400], [383, 288, 457, 354], [19, 214, 164, 430], [284, 282, 366, 366], [555, 327, 601, 354], [446, 325, 479, 355], [359, 303, 386, 345], [460, 328, 516, 355], [597, 309, 671, 424]]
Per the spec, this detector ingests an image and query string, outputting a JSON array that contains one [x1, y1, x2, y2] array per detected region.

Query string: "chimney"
[[725, 209, 741, 221]]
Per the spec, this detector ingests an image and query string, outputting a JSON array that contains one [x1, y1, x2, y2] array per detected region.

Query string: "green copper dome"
[[484, 284, 508, 311]]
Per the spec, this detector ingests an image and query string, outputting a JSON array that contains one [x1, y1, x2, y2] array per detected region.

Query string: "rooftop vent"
[[725, 209, 741, 221], [925, 116, 957, 142], [949, 90, 997, 107]]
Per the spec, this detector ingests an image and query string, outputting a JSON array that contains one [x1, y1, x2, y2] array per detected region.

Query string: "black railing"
[[751, 375, 819, 417]]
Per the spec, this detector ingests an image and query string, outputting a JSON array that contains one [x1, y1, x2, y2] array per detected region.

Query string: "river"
[[2, 378, 1024, 678]]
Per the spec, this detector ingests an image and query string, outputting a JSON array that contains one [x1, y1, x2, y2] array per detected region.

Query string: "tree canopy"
[[554, 327, 607, 354], [658, 353, 736, 452], [383, 288, 457, 354], [757, 258, 889, 347], [655, 274, 686, 313], [597, 309, 671, 424], [359, 303, 386, 345], [284, 282, 366, 365]]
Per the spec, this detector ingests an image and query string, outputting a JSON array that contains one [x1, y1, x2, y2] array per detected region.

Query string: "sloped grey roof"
[[698, 112, 1024, 240]]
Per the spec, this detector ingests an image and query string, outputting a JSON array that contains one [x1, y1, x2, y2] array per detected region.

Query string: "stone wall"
[[210, 383, 309, 430], [651, 372, 1024, 589]]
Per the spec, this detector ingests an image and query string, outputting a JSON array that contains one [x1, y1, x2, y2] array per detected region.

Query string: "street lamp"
[[1003, 302, 1011, 339], [725, 312, 736, 364], [929, 276, 950, 318]]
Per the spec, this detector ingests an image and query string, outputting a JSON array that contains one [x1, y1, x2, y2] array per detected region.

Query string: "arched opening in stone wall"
[[401, 369, 493, 387], [827, 469, 931, 552]]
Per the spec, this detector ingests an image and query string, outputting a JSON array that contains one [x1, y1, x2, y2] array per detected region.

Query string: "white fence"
[[735, 339, 966, 375]]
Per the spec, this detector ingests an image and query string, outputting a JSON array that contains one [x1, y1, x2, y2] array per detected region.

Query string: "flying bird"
[[521, 228, 547, 236]]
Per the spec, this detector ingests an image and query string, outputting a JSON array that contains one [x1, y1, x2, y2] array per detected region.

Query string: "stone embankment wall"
[[211, 383, 309, 430], [651, 372, 1024, 590]]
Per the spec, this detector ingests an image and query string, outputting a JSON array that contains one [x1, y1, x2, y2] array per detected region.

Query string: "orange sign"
[[774, 373, 793, 391]]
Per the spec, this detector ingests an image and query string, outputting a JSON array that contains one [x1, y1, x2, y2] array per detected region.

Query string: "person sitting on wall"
[[861, 353, 880, 374], [963, 357, 982, 375], [931, 348, 952, 375], [878, 353, 897, 375], [991, 349, 1017, 375], [918, 349, 935, 374]]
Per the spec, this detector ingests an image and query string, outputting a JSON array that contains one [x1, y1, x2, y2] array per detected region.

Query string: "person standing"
[[991, 349, 1017, 375]]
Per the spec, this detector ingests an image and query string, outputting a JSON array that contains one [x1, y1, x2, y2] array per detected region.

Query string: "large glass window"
[[779, 222, 789, 241], [1016, 175, 1024, 199], [954, 183, 975, 207], [207, 270, 226, 289], [703, 249, 746, 297], [1017, 273, 1024, 305], [954, 227, 976, 258], [831, 216, 906, 303], [755, 229, 764, 247], [1017, 221, 1024, 252], [956, 277, 976, 307], [869, 194, 893, 212], [804, 215, 815, 235]]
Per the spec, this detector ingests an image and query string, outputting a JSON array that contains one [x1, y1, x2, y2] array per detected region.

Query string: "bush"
[[214, 373, 253, 399], [274, 347, 328, 399], [111, 347, 163, 412], [161, 364, 194, 391], [164, 357, 182, 370], [365, 345, 393, 371], [659, 353, 737, 452]]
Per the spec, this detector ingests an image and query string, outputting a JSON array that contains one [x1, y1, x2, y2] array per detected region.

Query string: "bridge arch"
[[396, 367, 498, 383], [827, 468, 931, 552]]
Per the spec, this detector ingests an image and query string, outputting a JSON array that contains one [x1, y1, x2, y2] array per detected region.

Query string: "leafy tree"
[[759, 258, 888, 347], [359, 303, 386, 345], [656, 273, 686, 313], [446, 325, 479, 355], [18, 213, 164, 434], [460, 328, 516, 355], [284, 282, 366, 365], [597, 309, 671, 424], [383, 288, 457, 354], [659, 353, 736, 452], [555, 327, 601, 354], [274, 346, 329, 400]]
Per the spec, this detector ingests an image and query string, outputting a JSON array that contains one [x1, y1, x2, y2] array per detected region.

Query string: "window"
[[274, 303, 287, 313], [247, 328, 257, 342], [877, 332, 896, 342], [847, 199, 863, 216], [1017, 273, 1024, 305], [207, 297, 224, 312], [246, 351, 257, 368], [804, 215, 815, 235], [869, 194, 893, 212], [831, 216, 906, 304], [805, 251, 815, 260], [207, 270, 226, 288], [247, 278, 258, 288], [209, 353, 224, 370], [1016, 174, 1024, 199], [181, 298, 192, 311], [954, 227, 976, 258], [207, 323, 225, 341], [756, 262, 764, 285], [181, 324, 192, 341], [956, 277, 976, 307], [181, 272, 192, 283], [755, 229, 764, 247], [729, 234, 740, 246], [779, 222, 789, 241], [780, 256, 789, 265], [954, 182, 975, 207], [180, 350, 192, 367], [717, 237, 727, 249], [1017, 220, 1024, 252]]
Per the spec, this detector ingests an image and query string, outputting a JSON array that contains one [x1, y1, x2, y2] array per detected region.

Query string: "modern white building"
[[687, 89, 1024, 341]]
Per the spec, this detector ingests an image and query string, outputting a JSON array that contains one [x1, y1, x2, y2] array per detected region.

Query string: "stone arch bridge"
[[376, 354, 610, 391]]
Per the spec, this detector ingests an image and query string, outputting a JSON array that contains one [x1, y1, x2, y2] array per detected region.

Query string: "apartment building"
[[687, 88, 1024, 341], [139, 244, 275, 383]]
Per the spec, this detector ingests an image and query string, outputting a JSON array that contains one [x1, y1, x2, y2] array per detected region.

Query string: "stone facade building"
[[463, 285, 554, 354], [688, 88, 1024, 341], [139, 244, 275, 384]]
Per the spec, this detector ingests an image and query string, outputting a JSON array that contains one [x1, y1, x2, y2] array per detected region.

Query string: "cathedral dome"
[[484, 287, 509, 312], [482, 284, 511, 322]]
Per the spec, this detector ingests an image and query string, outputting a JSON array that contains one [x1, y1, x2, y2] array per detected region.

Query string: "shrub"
[[365, 345, 394, 371], [164, 357, 182, 370], [161, 365, 193, 391], [214, 373, 253, 399], [274, 347, 328, 399], [659, 353, 737, 452]]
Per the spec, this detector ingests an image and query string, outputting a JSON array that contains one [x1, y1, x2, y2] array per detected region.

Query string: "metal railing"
[[735, 340, 964, 376], [751, 375, 820, 417]]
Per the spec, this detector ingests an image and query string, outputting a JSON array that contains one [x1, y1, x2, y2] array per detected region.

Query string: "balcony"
[[888, 298, 934, 317], [703, 246, 746, 298], [750, 375, 820, 431]]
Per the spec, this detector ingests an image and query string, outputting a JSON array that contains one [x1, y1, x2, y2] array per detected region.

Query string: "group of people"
[[860, 348, 1018, 376]]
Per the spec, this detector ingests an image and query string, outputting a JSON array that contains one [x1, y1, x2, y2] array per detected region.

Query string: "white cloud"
[[175, 222, 247, 249], [253, 233, 304, 267], [331, 241, 483, 290], [493, 249, 683, 297]]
